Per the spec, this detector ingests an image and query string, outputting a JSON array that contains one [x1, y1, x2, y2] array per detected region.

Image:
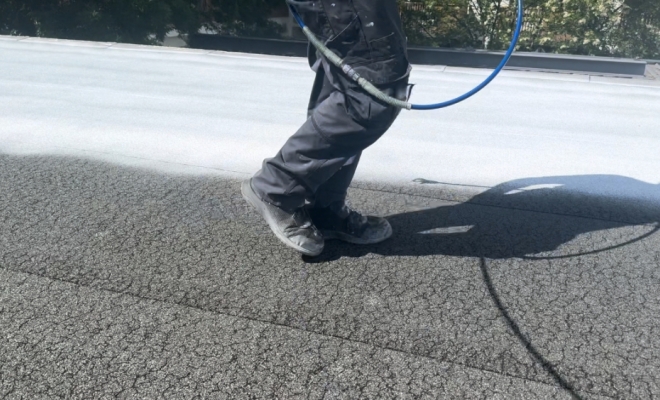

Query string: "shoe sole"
[[321, 225, 393, 245], [241, 179, 323, 257]]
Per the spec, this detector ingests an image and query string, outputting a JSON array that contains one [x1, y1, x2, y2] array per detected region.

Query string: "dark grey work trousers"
[[251, 61, 410, 213]]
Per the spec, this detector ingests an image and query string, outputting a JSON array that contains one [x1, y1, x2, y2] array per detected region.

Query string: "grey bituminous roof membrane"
[[1, 154, 658, 399]]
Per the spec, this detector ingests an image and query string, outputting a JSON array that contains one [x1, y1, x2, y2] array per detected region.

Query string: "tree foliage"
[[1, 0, 657, 58], [615, 0, 660, 58], [0, 0, 201, 44], [0, 0, 282, 44], [400, 0, 660, 58], [398, 0, 660, 58], [200, 0, 284, 37]]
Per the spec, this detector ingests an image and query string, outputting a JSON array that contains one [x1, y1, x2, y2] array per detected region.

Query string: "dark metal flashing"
[[189, 34, 647, 76]]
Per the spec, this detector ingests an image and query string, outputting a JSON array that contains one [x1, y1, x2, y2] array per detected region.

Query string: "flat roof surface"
[[1, 36, 659, 196], [2, 36, 660, 399]]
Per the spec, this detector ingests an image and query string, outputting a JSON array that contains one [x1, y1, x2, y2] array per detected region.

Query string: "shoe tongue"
[[293, 208, 312, 228]]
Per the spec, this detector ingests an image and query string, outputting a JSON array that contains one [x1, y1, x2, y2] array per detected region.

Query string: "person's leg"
[[301, 66, 362, 210], [306, 62, 334, 119], [304, 148, 393, 245], [252, 73, 407, 211], [312, 75, 412, 209], [305, 78, 412, 244], [241, 66, 340, 256], [246, 68, 408, 254], [312, 152, 361, 208]]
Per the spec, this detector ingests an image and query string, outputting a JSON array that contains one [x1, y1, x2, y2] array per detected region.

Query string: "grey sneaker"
[[241, 179, 324, 256], [308, 202, 392, 245]]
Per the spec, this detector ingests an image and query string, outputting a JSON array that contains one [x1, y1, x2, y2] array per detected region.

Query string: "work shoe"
[[241, 179, 324, 256], [308, 202, 392, 245]]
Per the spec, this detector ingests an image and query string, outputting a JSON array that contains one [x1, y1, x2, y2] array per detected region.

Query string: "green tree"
[[398, 0, 660, 58], [399, 0, 473, 48], [399, 0, 538, 50], [200, 0, 284, 37], [0, 0, 201, 44], [0, 0, 285, 43], [518, 0, 624, 55], [614, 0, 660, 58]]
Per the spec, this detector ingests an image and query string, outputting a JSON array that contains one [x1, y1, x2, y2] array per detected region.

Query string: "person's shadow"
[[307, 175, 660, 398], [310, 174, 660, 262]]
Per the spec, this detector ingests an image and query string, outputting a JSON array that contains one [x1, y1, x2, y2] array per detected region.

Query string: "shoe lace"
[[346, 209, 368, 236], [325, 202, 368, 234], [328, 202, 352, 219]]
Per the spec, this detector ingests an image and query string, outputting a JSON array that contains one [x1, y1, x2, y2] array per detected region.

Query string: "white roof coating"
[[1, 36, 660, 199]]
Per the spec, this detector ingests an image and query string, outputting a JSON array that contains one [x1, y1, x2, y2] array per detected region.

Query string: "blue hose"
[[289, 1, 524, 111]]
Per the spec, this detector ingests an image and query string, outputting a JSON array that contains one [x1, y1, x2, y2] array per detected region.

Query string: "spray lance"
[[288, 0, 524, 110]]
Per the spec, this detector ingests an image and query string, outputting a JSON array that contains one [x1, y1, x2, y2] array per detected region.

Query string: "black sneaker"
[[308, 202, 392, 245], [241, 179, 324, 256]]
